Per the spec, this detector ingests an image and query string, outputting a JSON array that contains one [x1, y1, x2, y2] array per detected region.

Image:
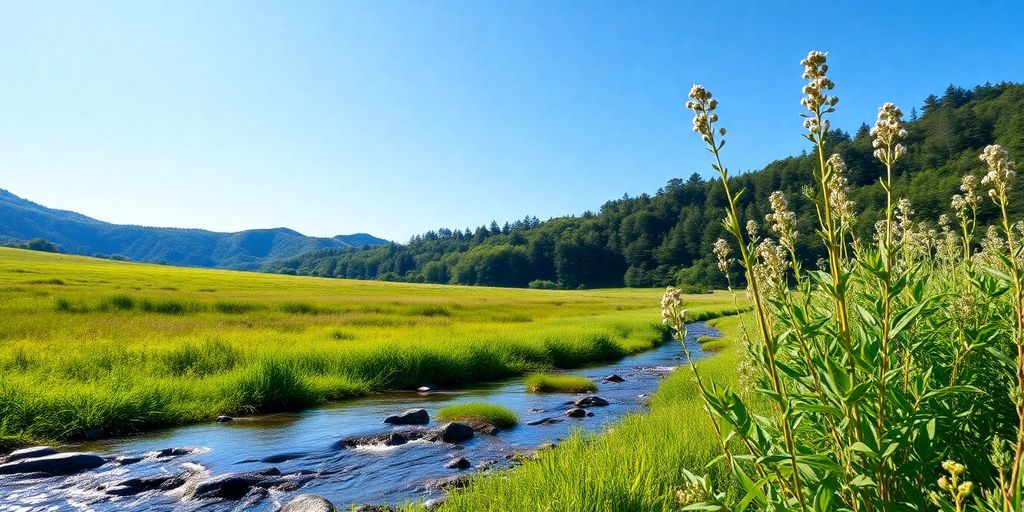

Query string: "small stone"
[[114, 455, 143, 465], [573, 396, 609, 407], [217, 415, 233, 422], [282, 493, 337, 512], [565, 407, 587, 418], [603, 374, 625, 383], [423, 497, 447, 510], [445, 457, 471, 470], [383, 408, 430, 425]]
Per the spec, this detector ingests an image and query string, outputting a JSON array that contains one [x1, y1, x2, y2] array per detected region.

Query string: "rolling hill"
[[0, 188, 387, 269]]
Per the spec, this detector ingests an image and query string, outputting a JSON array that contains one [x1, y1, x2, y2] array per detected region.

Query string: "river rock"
[[261, 452, 305, 463], [383, 408, 429, 425], [573, 396, 609, 407], [153, 447, 195, 458], [417, 385, 434, 392], [0, 452, 106, 475], [445, 457, 471, 470], [115, 455, 143, 465], [189, 468, 282, 500], [423, 497, 447, 510], [104, 475, 185, 496], [603, 374, 625, 383], [282, 493, 337, 512], [339, 430, 428, 448], [217, 415, 233, 423], [526, 417, 562, 426], [353, 506, 393, 512], [436, 422, 474, 443], [423, 474, 473, 491], [565, 407, 587, 418], [2, 446, 57, 463]]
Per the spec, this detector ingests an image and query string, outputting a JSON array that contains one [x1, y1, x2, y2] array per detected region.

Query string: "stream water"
[[0, 322, 719, 511]]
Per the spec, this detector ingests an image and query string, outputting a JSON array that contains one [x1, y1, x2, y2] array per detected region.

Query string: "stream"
[[0, 321, 719, 511]]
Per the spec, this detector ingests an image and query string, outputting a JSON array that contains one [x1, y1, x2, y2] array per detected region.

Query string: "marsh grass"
[[524, 373, 598, 393], [0, 247, 735, 443], [436, 403, 519, 429]]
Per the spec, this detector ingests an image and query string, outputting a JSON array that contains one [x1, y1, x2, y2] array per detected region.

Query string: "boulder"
[[189, 468, 282, 500], [603, 374, 625, 383], [445, 457, 471, 470], [114, 455, 143, 465], [282, 493, 337, 512], [565, 407, 587, 418], [104, 475, 185, 496], [422, 474, 473, 491], [3, 446, 58, 463], [339, 430, 427, 448], [436, 423, 474, 443], [0, 452, 106, 475], [153, 447, 194, 458], [383, 408, 430, 425], [573, 396, 609, 408]]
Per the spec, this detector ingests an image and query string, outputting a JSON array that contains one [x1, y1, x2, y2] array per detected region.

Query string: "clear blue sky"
[[2, 1, 1022, 242]]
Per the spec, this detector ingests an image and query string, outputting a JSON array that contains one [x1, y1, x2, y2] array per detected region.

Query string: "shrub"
[[436, 402, 519, 429], [525, 373, 597, 393], [528, 279, 560, 290]]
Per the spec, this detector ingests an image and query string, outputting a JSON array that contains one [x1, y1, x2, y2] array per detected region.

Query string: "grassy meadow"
[[0, 247, 735, 445]]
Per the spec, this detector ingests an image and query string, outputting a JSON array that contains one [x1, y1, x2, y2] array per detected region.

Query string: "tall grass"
[[0, 247, 736, 443], [436, 403, 519, 429], [524, 373, 597, 393]]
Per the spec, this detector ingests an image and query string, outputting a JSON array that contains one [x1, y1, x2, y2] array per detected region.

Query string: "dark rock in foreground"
[[104, 475, 185, 496], [445, 457, 471, 470], [153, 447, 195, 458], [283, 493, 337, 512], [189, 468, 282, 500], [565, 407, 587, 418], [603, 374, 625, 383], [573, 396, 609, 407], [384, 408, 429, 425], [437, 422, 474, 443], [0, 452, 106, 475]]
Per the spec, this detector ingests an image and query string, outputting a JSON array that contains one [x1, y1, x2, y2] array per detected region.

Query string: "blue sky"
[[1, 1, 1022, 241]]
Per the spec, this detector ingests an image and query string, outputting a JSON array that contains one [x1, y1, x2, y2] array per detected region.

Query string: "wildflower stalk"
[[687, 85, 807, 511]]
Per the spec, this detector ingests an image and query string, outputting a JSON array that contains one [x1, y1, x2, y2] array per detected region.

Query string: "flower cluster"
[[826, 154, 856, 226], [712, 238, 734, 274], [766, 191, 798, 252], [870, 103, 908, 165], [753, 239, 788, 299], [686, 85, 724, 146], [800, 51, 838, 133], [980, 144, 1016, 203], [660, 287, 687, 329], [936, 460, 973, 509], [951, 173, 980, 221]]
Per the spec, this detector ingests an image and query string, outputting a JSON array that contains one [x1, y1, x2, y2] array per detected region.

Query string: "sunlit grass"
[[524, 373, 597, 393], [0, 247, 736, 444], [432, 314, 760, 512], [435, 403, 519, 429]]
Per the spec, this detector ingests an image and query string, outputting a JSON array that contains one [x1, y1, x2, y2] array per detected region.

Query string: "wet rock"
[[2, 446, 57, 463], [260, 452, 305, 463], [527, 407, 546, 413], [104, 475, 185, 496], [423, 474, 473, 491], [0, 452, 106, 475], [283, 493, 337, 512], [353, 505, 394, 512], [573, 396, 609, 408], [465, 420, 501, 435], [565, 407, 587, 418], [423, 497, 447, 510], [154, 447, 195, 458], [526, 417, 562, 426], [339, 430, 427, 448], [189, 467, 282, 500], [587, 412, 595, 417], [217, 415, 233, 423], [603, 374, 625, 383], [384, 408, 429, 425], [436, 422, 474, 443], [115, 455, 143, 465], [445, 457, 471, 470]]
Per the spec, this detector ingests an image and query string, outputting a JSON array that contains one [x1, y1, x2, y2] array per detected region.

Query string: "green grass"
[[0, 247, 736, 444], [432, 314, 760, 512], [436, 403, 519, 429], [524, 373, 598, 393]]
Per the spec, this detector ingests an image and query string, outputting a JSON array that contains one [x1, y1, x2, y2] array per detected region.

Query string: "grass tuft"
[[436, 402, 519, 429], [525, 373, 597, 393]]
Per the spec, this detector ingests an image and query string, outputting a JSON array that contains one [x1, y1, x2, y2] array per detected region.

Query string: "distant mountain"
[[0, 188, 388, 269]]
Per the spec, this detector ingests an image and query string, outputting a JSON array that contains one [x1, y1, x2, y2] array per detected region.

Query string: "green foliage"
[[524, 373, 597, 393], [22, 238, 58, 253], [435, 402, 519, 429], [528, 279, 560, 289]]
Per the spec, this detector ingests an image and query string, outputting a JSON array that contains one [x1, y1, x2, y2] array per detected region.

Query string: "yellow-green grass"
[[436, 403, 519, 429], [0, 247, 735, 444], [524, 373, 597, 393], [431, 314, 762, 512]]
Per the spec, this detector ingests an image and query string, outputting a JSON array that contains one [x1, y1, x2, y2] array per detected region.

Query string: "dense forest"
[[270, 82, 1024, 289]]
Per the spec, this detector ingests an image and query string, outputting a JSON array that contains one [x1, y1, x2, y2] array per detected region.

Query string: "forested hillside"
[[271, 82, 1024, 289], [0, 189, 388, 269]]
